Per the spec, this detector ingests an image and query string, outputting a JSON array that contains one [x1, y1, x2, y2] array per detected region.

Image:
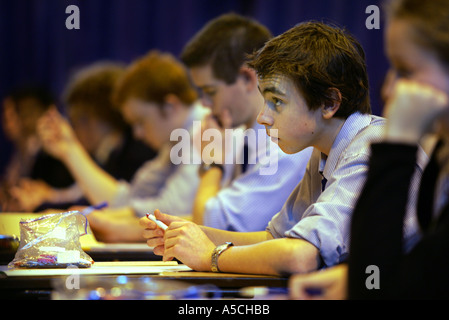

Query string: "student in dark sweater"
[[289, 0, 449, 299]]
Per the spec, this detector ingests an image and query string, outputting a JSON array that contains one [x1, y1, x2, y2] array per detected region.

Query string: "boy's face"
[[121, 98, 172, 150], [386, 19, 449, 141], [189, 64, 255, 128], [257, 74, 322, 154]]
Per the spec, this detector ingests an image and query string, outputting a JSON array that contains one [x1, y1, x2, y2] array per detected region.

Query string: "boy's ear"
[[321, 88, 342, 119]]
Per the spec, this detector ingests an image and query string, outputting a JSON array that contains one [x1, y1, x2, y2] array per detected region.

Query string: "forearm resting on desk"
[[206, 237, 319, 276], [201, 227, 272, 246], [62, 141, 120, 204]]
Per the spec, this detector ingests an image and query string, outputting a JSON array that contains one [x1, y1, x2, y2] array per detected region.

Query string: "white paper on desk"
[[85, 243, 153, 252], [0, 261, 192, 277]]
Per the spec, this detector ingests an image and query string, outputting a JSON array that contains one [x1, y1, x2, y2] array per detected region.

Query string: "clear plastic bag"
[[8, 211, 93, 268]]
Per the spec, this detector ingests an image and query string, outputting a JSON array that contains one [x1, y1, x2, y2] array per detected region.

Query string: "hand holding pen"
[[140, 209, 175, 255]]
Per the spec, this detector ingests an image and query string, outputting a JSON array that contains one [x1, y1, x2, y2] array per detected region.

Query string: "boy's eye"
[[272, 97, 284, 107], [266, 97, 284, 111]]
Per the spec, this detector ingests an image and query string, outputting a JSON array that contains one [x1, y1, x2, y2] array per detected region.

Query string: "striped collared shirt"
[[267, 112, 427, 267]]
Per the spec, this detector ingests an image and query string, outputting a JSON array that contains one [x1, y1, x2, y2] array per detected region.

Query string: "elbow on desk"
[[274, 239, 321, 276]]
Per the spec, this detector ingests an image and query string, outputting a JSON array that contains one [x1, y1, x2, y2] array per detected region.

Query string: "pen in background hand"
[[80, 201, 108, 216]]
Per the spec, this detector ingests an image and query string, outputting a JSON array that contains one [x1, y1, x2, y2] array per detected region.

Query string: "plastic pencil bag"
[[8, 211, 93, 268]]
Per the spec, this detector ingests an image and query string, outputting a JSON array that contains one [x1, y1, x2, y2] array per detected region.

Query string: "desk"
[[0, 262, 288, 300], [0, 245, 160, 265]]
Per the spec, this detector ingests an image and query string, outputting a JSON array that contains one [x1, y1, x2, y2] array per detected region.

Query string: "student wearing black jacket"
[[289, 0, 449, 299]]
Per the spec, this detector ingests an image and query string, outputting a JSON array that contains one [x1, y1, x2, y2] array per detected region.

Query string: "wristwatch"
[[198, 162, 224, 177], [211, 242, 234, 272]]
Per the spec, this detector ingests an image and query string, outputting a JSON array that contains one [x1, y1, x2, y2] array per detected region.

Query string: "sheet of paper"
[[85, 243, 153, 252], [0, 261, 192, 277]]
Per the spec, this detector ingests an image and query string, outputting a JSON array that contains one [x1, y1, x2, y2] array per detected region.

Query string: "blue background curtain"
[[0, 0, 389, 173]]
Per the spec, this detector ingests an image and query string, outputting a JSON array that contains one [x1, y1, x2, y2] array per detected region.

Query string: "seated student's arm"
[[87, 206, 144, 243], [117, 154, 201, 217], [210, 237, 320, 275], [11, 180, 83, 212], [199, 148, 312, 231], [192, 167, 222, 224], [37, 109, 120, 205], [141, 210, 320, 275], [191, 112, 230, 224]]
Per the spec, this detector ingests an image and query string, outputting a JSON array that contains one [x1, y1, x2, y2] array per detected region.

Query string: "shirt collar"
[[321, 112, 373, 180]]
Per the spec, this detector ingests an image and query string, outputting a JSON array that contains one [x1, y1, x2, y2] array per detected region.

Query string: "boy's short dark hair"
[[180, 13, 272, 84], [8, 85, 54, 112], [248, 21, 371, 118], [64, 62, 127, 130]]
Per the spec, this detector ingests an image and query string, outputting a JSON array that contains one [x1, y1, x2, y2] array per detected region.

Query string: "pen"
[[80, 201, 108, 216], [146, 213, 168, 231]]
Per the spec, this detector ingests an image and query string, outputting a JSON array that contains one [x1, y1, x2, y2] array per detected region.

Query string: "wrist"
[[63, 139, 86, 164], [210, 242, 233, 272]]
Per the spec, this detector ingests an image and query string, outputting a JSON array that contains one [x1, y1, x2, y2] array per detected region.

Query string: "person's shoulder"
[[354, 113, 386, 141], [344, 114, 386, 156]]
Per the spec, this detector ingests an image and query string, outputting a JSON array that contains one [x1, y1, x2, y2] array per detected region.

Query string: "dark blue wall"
[[0, 0, 389, 173]]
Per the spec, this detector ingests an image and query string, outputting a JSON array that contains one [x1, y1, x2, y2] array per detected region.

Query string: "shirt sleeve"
[[287, 151, 373, 267], [203, 147, 313, 231], [110, 152, 173, 209], [126, 163, 200, 217], [110, 145, 200, 217]]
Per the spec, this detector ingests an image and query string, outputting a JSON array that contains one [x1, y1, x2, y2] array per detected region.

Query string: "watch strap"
[[211, 242, 233, 272]]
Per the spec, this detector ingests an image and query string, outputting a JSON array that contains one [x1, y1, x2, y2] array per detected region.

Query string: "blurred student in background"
[[289, 0, 449, 300], [180, 13, 312, 232], [37, 51, 207, 242], [10, 63, 156, 212], [0, 86, 74, 212]]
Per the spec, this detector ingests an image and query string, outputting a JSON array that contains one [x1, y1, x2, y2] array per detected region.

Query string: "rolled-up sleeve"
[[109, 146, 201, 217], [111, 180, 133, 208], [126, 163, 200, 217], [287, 153, 371, 267]]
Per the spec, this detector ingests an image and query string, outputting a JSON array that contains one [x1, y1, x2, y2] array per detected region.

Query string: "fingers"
[[161, 226, 188, 262], [289, 264, 348, 300], [139, 216, 163, 248], [221, 108, 233, 129], [140, 210, 170, 256], [140, 209, 192, 260], [37, 111, 62, 144], [152, 245, 165, 256], [154, 209, 187, 225], [289, 273, 327, 300], [384, 79, 449, 142]]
